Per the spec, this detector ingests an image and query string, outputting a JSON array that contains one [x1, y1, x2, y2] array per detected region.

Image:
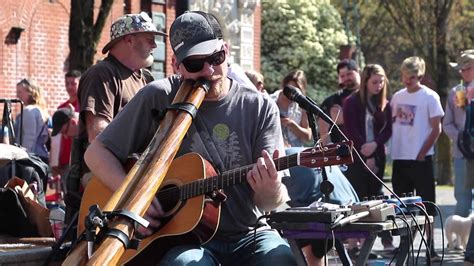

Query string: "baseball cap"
[[52, 108, 74, 136], [102, 12, 167, 54], [449, 49, 474, 70], [170, 11, 223, 64]]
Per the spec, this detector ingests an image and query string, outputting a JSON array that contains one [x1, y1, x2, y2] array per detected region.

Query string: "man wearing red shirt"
[[51, 70, 81, 179]]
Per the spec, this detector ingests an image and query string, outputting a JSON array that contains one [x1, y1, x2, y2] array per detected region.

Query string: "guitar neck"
[[180, 154, 299, 200], [177, 140, 354, 200]]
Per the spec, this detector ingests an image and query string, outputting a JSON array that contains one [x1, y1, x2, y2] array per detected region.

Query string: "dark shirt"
[[342, 93, 392, 159], [320, 88, 353, 143]]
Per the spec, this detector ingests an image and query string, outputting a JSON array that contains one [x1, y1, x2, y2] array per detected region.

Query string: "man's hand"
[[136, 197, 164, 237], [247, 150, 288, 211]]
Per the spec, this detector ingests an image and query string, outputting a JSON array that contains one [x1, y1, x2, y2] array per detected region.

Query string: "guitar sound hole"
[[156, 184, 181, 213]]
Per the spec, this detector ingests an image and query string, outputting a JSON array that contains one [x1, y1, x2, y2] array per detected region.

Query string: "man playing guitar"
[[84, 11, 296, 265]]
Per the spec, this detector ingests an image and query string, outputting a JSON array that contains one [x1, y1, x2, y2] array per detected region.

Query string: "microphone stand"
[[306, 109, 334, 203]]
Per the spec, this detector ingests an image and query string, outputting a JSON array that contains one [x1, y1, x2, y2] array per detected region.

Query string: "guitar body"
[[78, 153, 221, 265]]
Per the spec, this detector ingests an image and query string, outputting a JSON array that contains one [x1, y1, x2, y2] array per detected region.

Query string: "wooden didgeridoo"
[[63, 79, 210, 266]]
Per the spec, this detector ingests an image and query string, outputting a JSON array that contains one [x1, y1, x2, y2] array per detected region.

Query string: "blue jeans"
[[159, 229, 296, 266], [454, 158, 473, 217]]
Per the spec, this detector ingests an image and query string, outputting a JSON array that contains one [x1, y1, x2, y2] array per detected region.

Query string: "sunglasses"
[[182, 49, 226, 73]]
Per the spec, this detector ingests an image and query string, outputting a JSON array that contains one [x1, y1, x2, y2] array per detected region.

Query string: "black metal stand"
[[307, 111, 334, 203]]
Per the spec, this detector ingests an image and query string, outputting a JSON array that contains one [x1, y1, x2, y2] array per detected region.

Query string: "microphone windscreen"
[[282, 85, 302, 101]]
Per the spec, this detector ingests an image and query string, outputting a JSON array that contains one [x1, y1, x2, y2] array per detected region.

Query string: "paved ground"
[[325, 184, 469, 265]]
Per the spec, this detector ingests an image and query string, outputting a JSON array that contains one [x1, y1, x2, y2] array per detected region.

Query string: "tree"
[[68, 0, 114, 72], [261, 0, 348, 102]]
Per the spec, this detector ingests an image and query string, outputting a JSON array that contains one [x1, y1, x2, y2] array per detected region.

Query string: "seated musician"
[[84, 11, 296, 266]]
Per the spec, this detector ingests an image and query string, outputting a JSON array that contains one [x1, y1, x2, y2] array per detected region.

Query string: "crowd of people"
[[1, 9, 473, 265]]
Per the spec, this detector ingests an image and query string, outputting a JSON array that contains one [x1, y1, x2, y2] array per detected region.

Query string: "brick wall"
[[253, 3, 261, 72]]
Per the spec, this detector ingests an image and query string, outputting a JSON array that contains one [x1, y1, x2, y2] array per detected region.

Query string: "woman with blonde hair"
[[14, 78, 50, 163]]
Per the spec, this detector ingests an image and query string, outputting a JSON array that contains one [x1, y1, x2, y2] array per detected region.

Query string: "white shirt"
[[390, 85, 444, 160]]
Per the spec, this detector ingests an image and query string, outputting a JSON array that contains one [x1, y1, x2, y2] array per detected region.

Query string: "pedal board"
[[268, 207, 353, 223]]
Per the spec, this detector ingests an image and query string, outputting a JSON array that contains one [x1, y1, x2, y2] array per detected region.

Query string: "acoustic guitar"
[[78, 141, 353, 265]]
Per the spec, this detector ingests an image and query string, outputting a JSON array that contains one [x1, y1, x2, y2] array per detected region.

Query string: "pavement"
[[325, 184, 470, 265]]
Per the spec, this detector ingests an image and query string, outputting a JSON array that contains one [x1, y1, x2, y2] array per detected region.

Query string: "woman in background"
[[343, 64, 393, 250], [14, 79, 50, 164], [271, 70, 312, 148]]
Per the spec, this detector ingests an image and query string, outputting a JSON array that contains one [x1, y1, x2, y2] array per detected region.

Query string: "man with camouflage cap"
[[85, 11, 296, 265], [65, 12, 165, 229]]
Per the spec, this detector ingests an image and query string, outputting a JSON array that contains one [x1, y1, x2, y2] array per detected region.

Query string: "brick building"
[[0, 0, 261, 117]]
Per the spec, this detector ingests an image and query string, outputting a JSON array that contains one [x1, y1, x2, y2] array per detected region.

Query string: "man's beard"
[[344, 80, 356, 90], [142, 54, 154, 68]]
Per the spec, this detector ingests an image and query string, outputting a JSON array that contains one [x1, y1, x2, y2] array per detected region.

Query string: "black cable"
[[422, 201, 445, 265], [387, 216, 400, 265], [393, 206, 416, 266], [412, 203, 430, 265]]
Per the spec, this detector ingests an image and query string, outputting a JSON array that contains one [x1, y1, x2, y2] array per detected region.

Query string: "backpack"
[[458, 100, 474, 159]]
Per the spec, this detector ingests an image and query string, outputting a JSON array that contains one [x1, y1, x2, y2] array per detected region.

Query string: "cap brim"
[[102, 30, 168, 54], [176, 39, 223, 63], [449, 62, 460, 69]]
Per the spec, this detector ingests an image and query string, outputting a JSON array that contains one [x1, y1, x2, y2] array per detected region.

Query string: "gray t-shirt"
[[98, 75, 285, 239]]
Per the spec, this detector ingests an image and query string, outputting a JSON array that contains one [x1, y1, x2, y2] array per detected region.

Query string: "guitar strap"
[[190, 113, 226, 174]]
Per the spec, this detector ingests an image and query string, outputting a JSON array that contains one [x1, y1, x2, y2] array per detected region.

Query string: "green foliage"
[[261, 0, 348, 103]]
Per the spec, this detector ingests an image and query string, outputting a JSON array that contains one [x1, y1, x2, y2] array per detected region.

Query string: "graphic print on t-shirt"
[[395, 104, 416, 126], [189, 123, 243, 170]]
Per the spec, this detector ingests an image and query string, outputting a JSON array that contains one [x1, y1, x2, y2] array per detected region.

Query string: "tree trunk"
[[436, 133, 453, 185], [433, 0, 454, 185], [68, 0, 114, 72]]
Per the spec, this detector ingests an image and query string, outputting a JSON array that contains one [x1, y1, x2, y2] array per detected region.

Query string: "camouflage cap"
[[102, 12, 166, 54]]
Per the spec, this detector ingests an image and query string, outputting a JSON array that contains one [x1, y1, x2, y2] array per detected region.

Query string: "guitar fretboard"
[[179, 154, 300, 200]]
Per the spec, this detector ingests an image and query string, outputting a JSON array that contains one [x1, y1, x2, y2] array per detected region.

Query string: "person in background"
[[343, 64, 392, 202], [245, 70, 266, 93], [50, 70, 81, 179], [84, 10, 295, 265], [14, 79, 50, 164], [271, 70, 312, 148], [443, 49, 474, 217], [390, 56, 444, 260], [319, 59, 360, 145], [64, 12, 164, 231], [50, 107, 79, 195], [343, 64, 394, 250]]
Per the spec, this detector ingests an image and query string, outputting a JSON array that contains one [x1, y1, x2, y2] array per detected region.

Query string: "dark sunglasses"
[[182, 49, 226, 73]]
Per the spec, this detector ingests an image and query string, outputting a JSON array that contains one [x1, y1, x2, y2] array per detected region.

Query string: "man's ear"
[[171, 56, 180, 73]]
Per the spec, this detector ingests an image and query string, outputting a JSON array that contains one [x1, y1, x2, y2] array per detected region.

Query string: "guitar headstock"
[[298, 141, 354, 168]]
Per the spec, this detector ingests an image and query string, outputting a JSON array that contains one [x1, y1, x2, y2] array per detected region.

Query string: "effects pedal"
[[383, 194, 423, 215], [350, 200, 395, 222]]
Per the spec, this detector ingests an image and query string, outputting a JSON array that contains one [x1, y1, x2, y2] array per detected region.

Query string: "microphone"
[[283, 85, 333, 125]]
